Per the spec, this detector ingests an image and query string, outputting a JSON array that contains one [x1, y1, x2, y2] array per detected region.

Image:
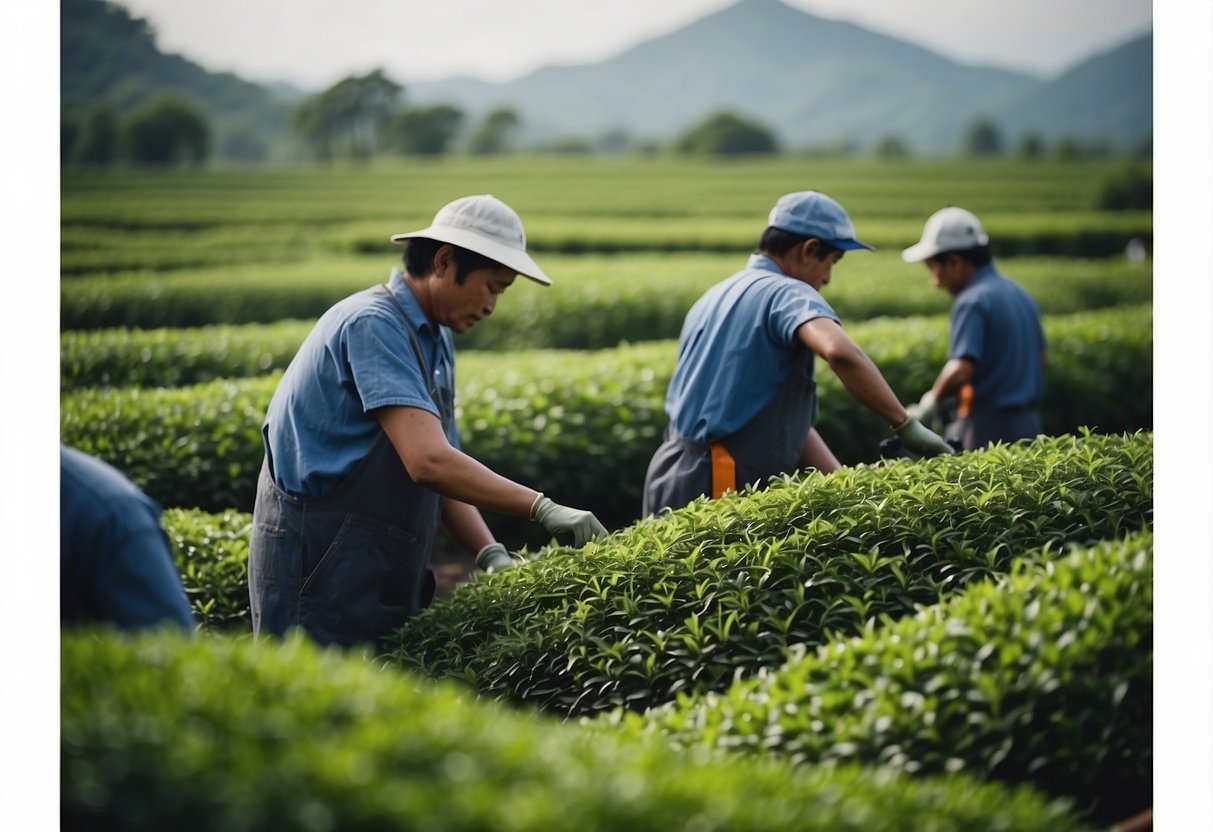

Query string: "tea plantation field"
[[61, 156, 1153, 830]]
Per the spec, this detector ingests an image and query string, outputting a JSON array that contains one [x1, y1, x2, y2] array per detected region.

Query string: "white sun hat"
[[391, 194, 552, 286], [902, 206, 990, 262]]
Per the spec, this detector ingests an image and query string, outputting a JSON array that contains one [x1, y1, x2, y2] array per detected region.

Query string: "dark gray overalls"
[[248, 287, 448, 648], [642, 347, 818, 517]]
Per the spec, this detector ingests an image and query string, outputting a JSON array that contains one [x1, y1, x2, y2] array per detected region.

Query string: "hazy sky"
[[113, 0, 1153, 90]]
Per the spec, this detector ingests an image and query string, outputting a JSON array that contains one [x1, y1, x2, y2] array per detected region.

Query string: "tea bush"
[[60, 250, 1149, 335], [60, 307, 1152, 525], [615, 529, 1153, 827], [162, 507, 252, 632], [380, 433, 1152, 718], [62, 319, 310, 389], [61, 630, 1089, 832]]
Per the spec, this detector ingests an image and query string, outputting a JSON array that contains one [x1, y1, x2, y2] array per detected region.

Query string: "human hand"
[[475, 542, 515, 573], [906, 390, 940, 424], [893, 417, 957, 457], [531, 496, 608, 547]]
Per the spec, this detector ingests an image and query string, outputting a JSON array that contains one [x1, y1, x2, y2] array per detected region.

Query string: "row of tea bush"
[[380, 432, 1152, 717], [62, 307, 1153, 540], [609, 529, 1153, 827], [60, 251, 1149, 334], [61, 625, 1092, 832]]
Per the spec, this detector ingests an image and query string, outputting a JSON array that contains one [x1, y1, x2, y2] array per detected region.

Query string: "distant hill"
[[996, 34, 1152, 148], [60, 0, 299, 161], [61, 0, 1151, 159], [408, 0, 1150, 153]]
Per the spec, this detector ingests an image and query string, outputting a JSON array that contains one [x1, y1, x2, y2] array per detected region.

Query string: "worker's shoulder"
[[61, 446, 159, 519], [323, 286, 408, 333]]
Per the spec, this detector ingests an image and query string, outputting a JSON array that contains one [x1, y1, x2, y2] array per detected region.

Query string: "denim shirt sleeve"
[[342, 310, 440, 418], [766, 281, 839, 347]]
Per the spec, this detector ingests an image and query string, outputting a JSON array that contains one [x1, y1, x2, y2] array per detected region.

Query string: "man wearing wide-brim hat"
[[901, 206, 1047, 450], [249, 194, 607, 648]]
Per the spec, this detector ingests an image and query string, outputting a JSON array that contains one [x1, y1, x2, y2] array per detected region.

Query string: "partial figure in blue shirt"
[[60, 444, 196, 632], [642, 190, 955, 516], [902, 207, 1047, 451], [249, 195, 607, 648]]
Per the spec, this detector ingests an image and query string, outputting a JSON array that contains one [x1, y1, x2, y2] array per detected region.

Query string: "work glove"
[[893, 416, 957, 458], [531, 495, 608, 547], [475, 542, 515, 574], [906, 390, 941, 424]]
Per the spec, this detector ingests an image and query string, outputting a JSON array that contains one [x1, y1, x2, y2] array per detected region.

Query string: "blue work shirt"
[[263, 268, 461, 499], [665, 253, 839, 442], [950, 264, 1046, 410], [60, 445, 196, 631]]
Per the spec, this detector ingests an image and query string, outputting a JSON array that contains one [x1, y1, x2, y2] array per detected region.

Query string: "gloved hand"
[[531, 495, 608, 547], [906, 390, 940, 424], [475, 542, 515, 573], [893, 416, 957, 458]]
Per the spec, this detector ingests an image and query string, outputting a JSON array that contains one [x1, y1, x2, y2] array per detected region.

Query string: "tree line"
[[62, 66, 1152, 168]]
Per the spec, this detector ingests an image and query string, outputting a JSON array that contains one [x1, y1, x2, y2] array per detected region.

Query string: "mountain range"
[[62, 0, 1151, 156], [407, 0, 1151, 152]]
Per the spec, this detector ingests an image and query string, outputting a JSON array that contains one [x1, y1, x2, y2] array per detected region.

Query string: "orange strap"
[[710, 442, 736, 500], [957, 383, 975, 418]]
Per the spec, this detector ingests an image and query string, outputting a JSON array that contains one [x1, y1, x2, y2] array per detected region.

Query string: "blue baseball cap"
[[767, 190, 875, 251]]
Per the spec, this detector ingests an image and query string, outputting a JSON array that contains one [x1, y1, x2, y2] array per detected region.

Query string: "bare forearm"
[[930, 358, 975, 399], [827, 347, 909, 427], [799, 427, 841, 473], [441, 498, 495, 555], [418, 446, 539, 517], [374, 406, 540, 518]]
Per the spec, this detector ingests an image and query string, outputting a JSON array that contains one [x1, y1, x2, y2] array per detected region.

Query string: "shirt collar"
[[388, 267, 438, 337], [958, 264, 998, 296], [746, 252, 782, 273]]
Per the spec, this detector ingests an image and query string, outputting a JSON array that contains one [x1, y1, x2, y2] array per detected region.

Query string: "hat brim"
[[826, 238, 876, 252], [901, 240, 939, 262], [391, 226, 552, 286]]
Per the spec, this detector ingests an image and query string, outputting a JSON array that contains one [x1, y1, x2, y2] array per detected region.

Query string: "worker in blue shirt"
[[249, 195, 607, 648], [643, 190, 955, 516], [902, 206, 1047, 450], [60, 444, 196, 631]]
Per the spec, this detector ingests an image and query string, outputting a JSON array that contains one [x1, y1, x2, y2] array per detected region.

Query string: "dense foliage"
[[380, 433, 1152, 718], [60, 308, 1151, 534], [61, 629, 1089, 832], [162, 508, 253, 632], [615, 530, 1152, 826], [59, 254, 1154, 344]]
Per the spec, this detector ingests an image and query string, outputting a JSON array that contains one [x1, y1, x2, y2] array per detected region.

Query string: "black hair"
[[928, 245, 992, 268], [401, 238, 502, 285], [758, 226, 843, 261]]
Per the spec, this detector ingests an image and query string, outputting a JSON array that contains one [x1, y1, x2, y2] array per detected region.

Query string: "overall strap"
[[377, 284, 440, 399]]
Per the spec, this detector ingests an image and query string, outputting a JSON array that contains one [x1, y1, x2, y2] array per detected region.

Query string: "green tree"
[[121, 95, 210, 166], [873, 134, 910, 160], [540, 136, 594, 155], [1097, 163, 1152, 211], [1017, 132, 1045, 160], [293, 69, 403, 160], [673, 111, 779, 156], [963, 117, 1003, 157], [389, 105, 465, 156], [61, 116, 82, 164], [467, 108, 520, 155], [74, 104, 119, 166]]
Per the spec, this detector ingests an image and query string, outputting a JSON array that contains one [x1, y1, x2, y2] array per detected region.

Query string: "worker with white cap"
[[902, 206, 1047, 450], [249, 195, 607, 647], [642, 190, 955, 517]]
